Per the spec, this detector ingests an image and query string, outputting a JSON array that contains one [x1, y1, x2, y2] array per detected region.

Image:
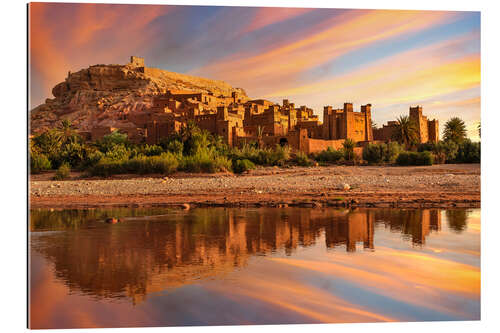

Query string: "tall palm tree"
[[391, 115, 419, 149], [444, 117, 467, 144], [57, 119, 79, 144], [342, 138, 356, 161], [256, 125, 265, 149]]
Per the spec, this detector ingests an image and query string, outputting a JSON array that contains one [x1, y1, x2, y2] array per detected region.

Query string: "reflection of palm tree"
[[446, 210, 468, 233], [392, 115, 418, 149]]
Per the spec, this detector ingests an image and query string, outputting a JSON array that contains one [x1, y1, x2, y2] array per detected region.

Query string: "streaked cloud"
[[29, 4, 480, 139]]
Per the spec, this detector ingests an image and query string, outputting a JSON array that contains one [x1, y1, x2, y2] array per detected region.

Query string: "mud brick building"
[[89, 57, 439, 153], [374, 106, 439, 143]]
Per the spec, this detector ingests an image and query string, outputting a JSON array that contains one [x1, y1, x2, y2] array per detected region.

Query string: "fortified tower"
[[410, 105, 429, 143], [128, 56, 145, 72]]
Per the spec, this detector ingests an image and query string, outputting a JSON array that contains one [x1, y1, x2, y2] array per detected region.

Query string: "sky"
[[29, 2, 481, 140]]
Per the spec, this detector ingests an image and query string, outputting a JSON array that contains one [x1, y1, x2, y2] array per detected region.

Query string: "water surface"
[[29, 207, 480, 328]]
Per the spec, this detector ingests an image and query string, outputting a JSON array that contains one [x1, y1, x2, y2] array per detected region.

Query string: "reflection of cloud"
[[206, 263, 394, 323], [269, 246, 479, 319]]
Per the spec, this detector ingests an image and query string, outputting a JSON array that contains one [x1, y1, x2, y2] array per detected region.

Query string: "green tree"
[[342, 138, 356, 161], [443, 117, 467, 144], [391, 115, 419, 149]]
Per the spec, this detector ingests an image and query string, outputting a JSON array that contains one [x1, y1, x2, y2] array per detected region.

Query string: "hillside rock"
[[30, 60, 248, 134]]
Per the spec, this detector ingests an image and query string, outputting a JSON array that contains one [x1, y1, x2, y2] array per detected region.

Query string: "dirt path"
[[30, 164, 480, 209]]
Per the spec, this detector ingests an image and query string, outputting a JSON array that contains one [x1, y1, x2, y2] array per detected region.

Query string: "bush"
[[233, 145, 290, 166], [89, 153, 179, 177], [314, 146, 343, 163], [342, 139, 356, 161], [233, 159, 256, 174], [165, 140, 183, 155], [396, 151, 434, 166], [88, 158, 127, 177], [456, 140, 480, 163], [294, 151, 314, 166], [362, 142, 402, 164], [141, 144, 164, 157], [30, 152, 52, 174], [419, 141, 457, 164], [362, 143, 385, 164], [180, 149, 231, 173], [54, 163, 71, 180], [96, 131, 128, 152], [385, 142, 402, 163], [127, 153, 179, 174]]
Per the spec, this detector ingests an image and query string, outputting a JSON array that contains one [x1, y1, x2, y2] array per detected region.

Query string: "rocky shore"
[[30, 164, 480, 209]]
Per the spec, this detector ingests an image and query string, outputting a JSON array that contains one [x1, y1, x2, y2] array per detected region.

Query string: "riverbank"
[[29, 164, 480, 209]]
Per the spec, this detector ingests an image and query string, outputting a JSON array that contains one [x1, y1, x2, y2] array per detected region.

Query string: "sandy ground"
[[29, 164, 480, 209]]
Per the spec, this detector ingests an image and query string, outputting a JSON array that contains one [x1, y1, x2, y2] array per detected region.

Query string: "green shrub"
[[314, 146, 343, 163], [80, 150, 104, 169], [232, 159, 255, 174], [234, 145, 290, 166], [396, 151, 410, 166], [342, 139, 356, 161], [385, 142, 402, 163], [166, 140, 183, 155], [96, 131, 128, 152], [456, 140, 480, 163], [88, 158, 127, 177], [127, 153, 179, 174], [89, 153, 179, 177], [54, 163, 71, 180], [396, 151, 434, 166], [419, 141, 460, 164], [294, 151, 314, 166], [362, 142, 402, 164], [30, 152, 52, 174], [103, 144, 130, 161], [362, 143, 385, 164], [141, 144, 164, 156], [180, 149, 231, 173], [416, 151, 434, 165]]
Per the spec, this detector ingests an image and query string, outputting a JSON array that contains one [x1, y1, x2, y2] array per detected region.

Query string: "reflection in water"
[[29, 208, 480, 328]]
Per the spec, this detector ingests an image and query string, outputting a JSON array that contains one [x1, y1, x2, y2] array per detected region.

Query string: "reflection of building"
[[324, 211, 374, 252], [30, 208, 443, 304], [375, 209, 441, 244]]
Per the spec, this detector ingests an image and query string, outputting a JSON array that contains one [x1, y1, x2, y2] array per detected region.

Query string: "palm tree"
[[57, 119, 79, 144], [444, 117, 467, 144], [256, 125, 265, 149], [391, 115, 419, 149], [342, 138, 356, 161]]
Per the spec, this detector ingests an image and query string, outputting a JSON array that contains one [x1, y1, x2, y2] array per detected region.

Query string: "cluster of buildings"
[[90, 57, 439, 153]]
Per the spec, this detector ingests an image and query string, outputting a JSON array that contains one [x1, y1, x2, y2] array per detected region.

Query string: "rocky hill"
[[30, 58, 248, 134]]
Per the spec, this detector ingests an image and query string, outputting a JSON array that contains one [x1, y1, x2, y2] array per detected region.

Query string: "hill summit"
[[30, 56, 248, 134]]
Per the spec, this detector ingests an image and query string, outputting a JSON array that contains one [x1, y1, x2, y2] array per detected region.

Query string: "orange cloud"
[[194, 10, 460, 93], [29, 3, 171, 107], [242, 7, 314, 34]]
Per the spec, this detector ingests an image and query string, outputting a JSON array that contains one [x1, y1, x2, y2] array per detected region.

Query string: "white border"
[[1, 0, 498, 332]]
